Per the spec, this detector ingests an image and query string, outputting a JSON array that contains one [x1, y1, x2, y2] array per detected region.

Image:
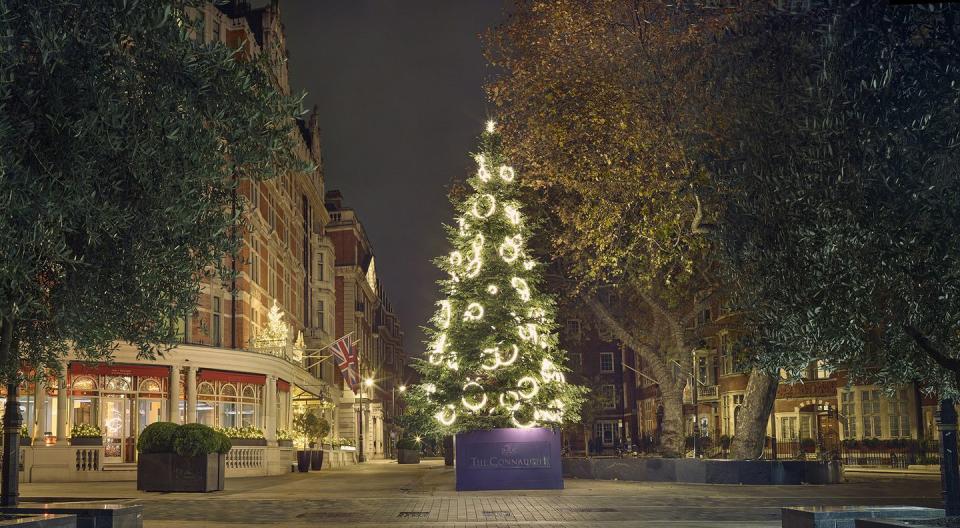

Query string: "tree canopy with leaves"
[[0, 0, 304, 382], [484, 0, 770, 457], [716, 2, 960, 395]]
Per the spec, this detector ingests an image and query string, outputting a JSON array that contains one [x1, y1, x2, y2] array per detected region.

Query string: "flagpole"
[[358, 344, 365, 463]]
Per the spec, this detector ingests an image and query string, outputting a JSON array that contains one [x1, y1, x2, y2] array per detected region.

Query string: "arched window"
[[220, 384, 238, 428], [196, 382, 216, 426], [72, 376, 96, 391], [238, 385, 259, 428], [104, 376, 131, 392], [139, 379, 161, 393]]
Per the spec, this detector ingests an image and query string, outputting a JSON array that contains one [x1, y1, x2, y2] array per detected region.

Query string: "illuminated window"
[[861, 390, 882, 438]]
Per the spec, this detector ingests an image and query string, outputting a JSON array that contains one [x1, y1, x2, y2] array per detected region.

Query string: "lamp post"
[[390, 384, 405, 459], [358, 377, 373, 463]]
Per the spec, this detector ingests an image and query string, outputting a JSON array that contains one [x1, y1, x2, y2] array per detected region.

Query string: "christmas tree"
[[412, 121, 585, 434]]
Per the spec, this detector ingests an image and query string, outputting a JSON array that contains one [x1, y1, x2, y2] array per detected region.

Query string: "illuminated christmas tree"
[[412, 121, 585, 434]]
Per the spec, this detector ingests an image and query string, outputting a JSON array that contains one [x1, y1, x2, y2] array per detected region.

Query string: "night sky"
[[279, 1, 507, 357]]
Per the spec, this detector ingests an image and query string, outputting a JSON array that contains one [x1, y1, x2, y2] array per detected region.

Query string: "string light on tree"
[[498, 235, 522, 263], [412, 120, 585, 434], [510, 277, 531, 302], [463, 303, 484, 321]]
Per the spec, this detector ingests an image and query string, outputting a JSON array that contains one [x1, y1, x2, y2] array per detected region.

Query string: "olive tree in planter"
[[294, 411, 330, 471], [396, 437, 420, 465], [137, 422, 231, 492], [69, 424, 103, 446]]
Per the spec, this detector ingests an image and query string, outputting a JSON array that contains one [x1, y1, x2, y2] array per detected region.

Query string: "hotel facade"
[[10, 1, 405, 483]]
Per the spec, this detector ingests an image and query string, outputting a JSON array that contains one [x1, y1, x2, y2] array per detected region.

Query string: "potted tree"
[[293, 411, 327, 472], [69, 424, 103, 446], [137, 422, 231, 492], [396, 437, 420, 464], [294, 411, 330, 471]]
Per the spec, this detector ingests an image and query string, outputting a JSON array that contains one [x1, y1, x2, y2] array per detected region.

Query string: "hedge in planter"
[[215, 426, 267, 446], [397, 437, 420, 465], [70, 424, 103, 446], [137, 422, 231, 492]]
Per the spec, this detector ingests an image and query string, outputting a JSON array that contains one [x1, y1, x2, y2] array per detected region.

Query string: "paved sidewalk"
[[18, 459, 943, 527]]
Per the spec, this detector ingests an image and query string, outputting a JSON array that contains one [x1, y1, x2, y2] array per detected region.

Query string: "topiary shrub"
[[138, 422, 180, 454], [397, 437, 418, 450], [216, 432, 232, 454], [173, 423, 230, 457]]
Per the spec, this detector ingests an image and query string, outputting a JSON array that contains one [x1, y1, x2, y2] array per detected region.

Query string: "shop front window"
[[220, 384, 238, 428], [197, 382, 216, 426], [72, 376, 98, 428]]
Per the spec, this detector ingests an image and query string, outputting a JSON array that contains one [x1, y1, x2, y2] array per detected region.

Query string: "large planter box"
[[69, 437, 102, 446], [227, 438, 267, 447], [455, 428, 563, 491], [137, 453, 225, 492], [398, 449, 420, 464]]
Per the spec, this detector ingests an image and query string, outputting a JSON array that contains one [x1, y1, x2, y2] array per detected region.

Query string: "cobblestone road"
[[20, 459, 943, 527]]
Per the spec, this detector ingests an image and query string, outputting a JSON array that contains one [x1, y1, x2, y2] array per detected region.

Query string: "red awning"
[[198, 369, 266, 385], [277, 379, 290, 392], [70, 363, 170, 379]]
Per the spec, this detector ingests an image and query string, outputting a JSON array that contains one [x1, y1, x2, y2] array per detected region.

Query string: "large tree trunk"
[[583, 293, 685, 457], [659, 387, 685, 457], [729, 368, 779, 460]]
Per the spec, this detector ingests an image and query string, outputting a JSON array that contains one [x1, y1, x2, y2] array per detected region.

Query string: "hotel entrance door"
[[102, 397, 132, 463]]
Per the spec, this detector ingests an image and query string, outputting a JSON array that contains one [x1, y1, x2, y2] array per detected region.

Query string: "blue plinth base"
[[455, 427, 563, 491]]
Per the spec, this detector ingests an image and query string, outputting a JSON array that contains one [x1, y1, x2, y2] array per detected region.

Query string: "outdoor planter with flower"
[[70, 424, 103, 446], [214, 426, 267, 446], [19, 425, 30, 446], [137, 422, 231, 492], [277, 429, 293, 447]]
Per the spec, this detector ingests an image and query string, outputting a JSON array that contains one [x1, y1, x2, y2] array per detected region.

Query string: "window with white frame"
[[600, 352, 614, 373], [249, 179, 259, 210], [862, 389, 882, 438], [841, 390, 857, 439], [595, 421, 617, 446], [316, 300, 325, 332], [799, 415, 813, 440], [568, 352, 581, 369], [566, 319, 581, 338], [250, 239, 260, 285], [720, 333, 733, 375], [212, 296, 222, 347], [780, 416, 798, 440], [889, 389, 911, 438], [601, 384, 616, 408]]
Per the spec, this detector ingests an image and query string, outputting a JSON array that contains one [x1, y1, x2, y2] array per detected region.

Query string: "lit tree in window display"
[[412, 121, 585, 434]]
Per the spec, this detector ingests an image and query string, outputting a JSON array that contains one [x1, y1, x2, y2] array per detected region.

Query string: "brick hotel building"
[[9, 1, 406, 483]]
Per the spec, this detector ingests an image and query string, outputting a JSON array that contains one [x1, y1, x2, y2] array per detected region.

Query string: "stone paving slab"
[[17, 459, 942, 527]]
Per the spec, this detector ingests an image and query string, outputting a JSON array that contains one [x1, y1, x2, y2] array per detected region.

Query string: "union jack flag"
[[330, 335, 360, 392]]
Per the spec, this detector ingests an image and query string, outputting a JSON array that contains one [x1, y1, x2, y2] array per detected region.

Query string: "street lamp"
[[390, 384, 407, 460], [359, 377, 375, 463]]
